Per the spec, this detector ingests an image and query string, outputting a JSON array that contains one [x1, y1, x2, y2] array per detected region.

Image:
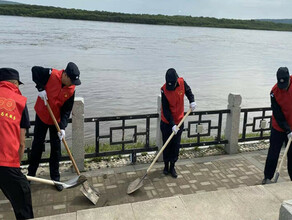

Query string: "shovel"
[[127, 108, 192, 194], [26, 175, 87, 189], [46, 102, 100, 205], [274, 137, 292, 183]]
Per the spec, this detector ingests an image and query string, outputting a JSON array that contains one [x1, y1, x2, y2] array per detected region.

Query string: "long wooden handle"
[[46, 103, 81, 175], [276, 137, 292, 175], [26, 175, 55, 186], [146, 108, 192, 173]]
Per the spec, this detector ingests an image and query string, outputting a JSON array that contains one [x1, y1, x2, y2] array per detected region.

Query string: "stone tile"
[[144, 186, 155, 190], [166, 183, 177, 187], [53, 204, 66, 210], [180, 170, 191, 174], [193, 172, 203, 176], [180, 185, 191, 189], [200, 181, 211, 186], [3, 151, 290, 219]]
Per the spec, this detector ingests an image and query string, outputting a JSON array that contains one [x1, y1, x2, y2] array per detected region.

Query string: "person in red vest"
[[161, 68, 196, 178], [28, 62, 81, 191], [0, 68, 34, 219], [262, 67, 292, 184]]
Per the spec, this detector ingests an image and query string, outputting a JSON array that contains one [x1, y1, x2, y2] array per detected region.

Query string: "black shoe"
[[55, 184, 63, 192], [170, 162, 177, 178], [163, 161, 169, 175], [262, 178, 272, 185]]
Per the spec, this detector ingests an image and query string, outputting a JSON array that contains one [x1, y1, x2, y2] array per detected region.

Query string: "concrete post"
[[225, 93, 242, 154], [72, 97, 85, 171], [156, 95, 163, 162]]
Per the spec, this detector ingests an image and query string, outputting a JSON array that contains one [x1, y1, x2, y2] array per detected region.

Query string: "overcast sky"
[[12, 0, 292, 19]]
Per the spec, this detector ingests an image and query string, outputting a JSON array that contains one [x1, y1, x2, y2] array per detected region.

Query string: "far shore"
[[1, 4, 292, 32]]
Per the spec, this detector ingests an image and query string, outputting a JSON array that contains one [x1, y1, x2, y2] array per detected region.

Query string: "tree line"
[[1, 4, 292, 32]]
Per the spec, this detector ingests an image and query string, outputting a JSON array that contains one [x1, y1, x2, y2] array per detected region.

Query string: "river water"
[[1, 15, 292, 143]]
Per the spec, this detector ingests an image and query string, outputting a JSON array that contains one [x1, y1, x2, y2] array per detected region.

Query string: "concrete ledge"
[[77, 203, 134, 220], [279, 200, 292, 220], [32, 183, 292, 220], [33, 213, 76, 220]]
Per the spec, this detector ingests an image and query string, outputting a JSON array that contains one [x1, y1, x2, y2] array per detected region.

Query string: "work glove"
[[38, 90, 48, 105], [288, 132, 292, 140], [172, 125, 179, 135], [190, 101, 196, 112], [58, 129, 65, 141]]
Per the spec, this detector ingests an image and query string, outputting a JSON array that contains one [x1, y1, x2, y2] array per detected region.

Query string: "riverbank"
[[1, 4, 292, 32]]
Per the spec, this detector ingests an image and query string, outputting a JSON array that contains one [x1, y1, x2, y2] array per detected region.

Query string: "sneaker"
[[262, 178, 272, 185]]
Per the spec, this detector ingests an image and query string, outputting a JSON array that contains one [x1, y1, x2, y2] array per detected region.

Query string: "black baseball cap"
[[277, 67, 290, 89], [65, 62, 81, 86], [165, 68, 179, 91], [0, 68, 23, 84]]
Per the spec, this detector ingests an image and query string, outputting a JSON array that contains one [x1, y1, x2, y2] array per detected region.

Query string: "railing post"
[[156, 95, 163, 162], [225, 93, 242, 154], [72, 97, 85, 171]]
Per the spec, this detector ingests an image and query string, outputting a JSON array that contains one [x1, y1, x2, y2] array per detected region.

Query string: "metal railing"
[[22, 106, 273, 165], [239, 107, 272, 142], [84, 113, 159, 162], [180, 109, 230, 148]]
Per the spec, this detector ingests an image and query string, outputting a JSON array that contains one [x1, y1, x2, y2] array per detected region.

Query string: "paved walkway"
[[0, 149, 290, 219]]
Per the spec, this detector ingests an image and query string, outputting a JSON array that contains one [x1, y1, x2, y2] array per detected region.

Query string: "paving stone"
[[180, 170, 191, 174], [53, 204, 66, 210], [144, 186, 155, 190], [200, 181, 211, 186], [2, 150, 291, 219], [166, 183, 177, 187], [0, 200, 9, 205], [180, 185, 191, 189], [189, 180, 197, 184]]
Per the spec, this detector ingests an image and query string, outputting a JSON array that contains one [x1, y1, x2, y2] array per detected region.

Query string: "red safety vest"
[[0, 81, 26, 168], [161, 77, 185, 124], [34, 69, 75, 125], [271, 75, 292, 132]]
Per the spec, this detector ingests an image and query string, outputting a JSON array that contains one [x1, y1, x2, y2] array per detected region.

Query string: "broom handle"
[[46, 103, 81, 175], [276, 137, 292, 176], [146, 108, 192, 173]]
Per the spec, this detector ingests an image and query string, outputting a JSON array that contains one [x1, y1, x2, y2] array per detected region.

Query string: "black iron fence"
[[239, 107, 272, 142], [22, 107, 272, 165], [84, 114, 159, 162], [180, 109, 230, 148]]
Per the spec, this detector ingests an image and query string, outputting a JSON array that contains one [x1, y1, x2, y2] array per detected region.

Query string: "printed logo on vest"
[[0, 97, 16, 111], [178, 90, 184, 96]]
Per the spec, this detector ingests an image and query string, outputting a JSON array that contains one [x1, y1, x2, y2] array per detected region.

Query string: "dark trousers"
[[160, 121, 184, 163], [0, 166, 34, 220], [28, 114, 61, 181], [264, 127, 292, 180]]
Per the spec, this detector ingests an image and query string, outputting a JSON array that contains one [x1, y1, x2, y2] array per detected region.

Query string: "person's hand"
[[38, 90, 48, 105], [58, 129, 65, 141], [288, 132, 292, 140], [172, 125, 179, 135], [190, 102, 196, 112]]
